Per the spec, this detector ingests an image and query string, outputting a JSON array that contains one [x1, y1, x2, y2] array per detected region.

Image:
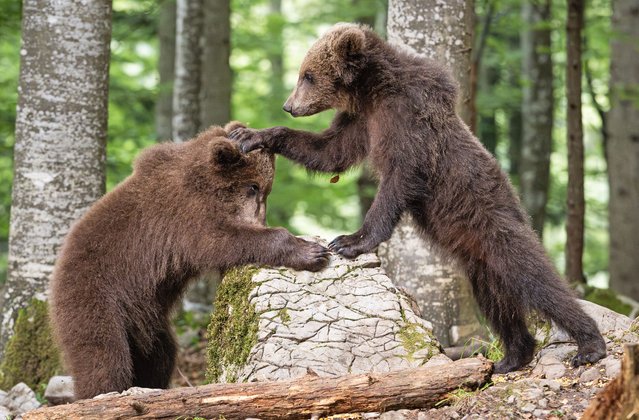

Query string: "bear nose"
[[282, 103, 292, 114]]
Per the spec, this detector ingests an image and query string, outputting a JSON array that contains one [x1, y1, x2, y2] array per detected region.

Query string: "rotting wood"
[[24, 356, 493, 420]]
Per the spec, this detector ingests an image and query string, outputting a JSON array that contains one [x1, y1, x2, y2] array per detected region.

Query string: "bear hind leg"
[[130, 323, 177, 389]]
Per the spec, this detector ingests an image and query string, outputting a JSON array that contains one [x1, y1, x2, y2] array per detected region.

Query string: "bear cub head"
[[283, 23, 370, 117]]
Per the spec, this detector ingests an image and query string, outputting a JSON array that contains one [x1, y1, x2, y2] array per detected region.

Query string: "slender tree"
[[608, 0, 639, 300], [200, 0, 231, 127], [0, 0, 111, 357], [519, 0, 554, 236], [382, 0, 484, 347], [565, 0, 586, 284], [156, 0, 177, 141], [173, 0, 203, 142]]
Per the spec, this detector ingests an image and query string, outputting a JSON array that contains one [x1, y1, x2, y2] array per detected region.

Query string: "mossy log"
[[582, 343, 639, 420], [24, 356, 493, 420]]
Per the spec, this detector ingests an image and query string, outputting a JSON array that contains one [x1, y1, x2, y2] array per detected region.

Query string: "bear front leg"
[[229, 112, 368, 173], [329, 172, 407, 258], [196, 226, 331, 272]]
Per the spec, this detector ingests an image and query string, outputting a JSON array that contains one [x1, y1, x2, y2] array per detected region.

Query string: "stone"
[[538, 398, 548, 408], [579, 367, 601, 383], [5, 382, 40, 416], [602, 356, 621, 378], [532, 355, 566, 380], [207, 241, 444, 383], [0, 405, 11, 419], [533, 409, 549, 418], [44, 375, 75, 405], [379, 409, 420, 419], [534, 300, 632, 344], [0, 390, 6, 406], [539, 379, 561, 391], [520, 402, 536, 413]]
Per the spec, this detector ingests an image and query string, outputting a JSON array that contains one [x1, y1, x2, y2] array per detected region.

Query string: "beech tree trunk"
[[607, 0, 639, 300], [172, 0, 203, 142], [565, 0, 586, 284], [519, 0, 554, 237], [200, 0, 231, 127], [0, 0, 111, 357], [383, 0, 484, 348], [24, 357, 493, 420], [155, 0, 176, 141]]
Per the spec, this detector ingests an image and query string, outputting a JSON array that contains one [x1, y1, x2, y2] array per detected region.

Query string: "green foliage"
[[206, 266, 260, 383], [0, 299, 62, 390], [0, 0, 619, 291]]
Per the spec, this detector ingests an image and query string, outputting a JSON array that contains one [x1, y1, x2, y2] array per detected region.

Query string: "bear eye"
[[303, 72, 314, 84], [247, 183, 260, 196]]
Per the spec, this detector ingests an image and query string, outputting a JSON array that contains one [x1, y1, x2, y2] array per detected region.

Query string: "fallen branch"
[[24, 356, 493, 420], [582, 343, 639, 420]]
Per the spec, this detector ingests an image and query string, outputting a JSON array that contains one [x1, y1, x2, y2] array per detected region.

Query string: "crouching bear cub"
[[230, 23, 607, 373], [50, 123, 330, 400]]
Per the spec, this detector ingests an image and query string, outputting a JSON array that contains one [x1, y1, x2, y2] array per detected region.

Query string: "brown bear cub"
[[230, 23, 606, 373], [50, 123, 330, 400]]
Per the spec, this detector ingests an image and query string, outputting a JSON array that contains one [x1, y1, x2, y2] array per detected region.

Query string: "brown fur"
[[49, 123, 329, 400], [229, 23, 606, 373]]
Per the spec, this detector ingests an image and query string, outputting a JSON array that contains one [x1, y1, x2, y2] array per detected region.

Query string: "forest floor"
[[171, 323, 634, 420]]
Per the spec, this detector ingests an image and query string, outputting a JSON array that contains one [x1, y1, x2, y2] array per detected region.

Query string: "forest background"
[[0, 0, 632, 301]]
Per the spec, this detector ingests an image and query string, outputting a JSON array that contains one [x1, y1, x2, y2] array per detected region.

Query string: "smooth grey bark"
[[156, 0, 176, 141], [519, 0, 554, 237], [200, 0, 231, 127], [172, 0, 203, 142], [383, 0, 485, 347], [0, 0, 111, 357], [608, 0, 639, 300]]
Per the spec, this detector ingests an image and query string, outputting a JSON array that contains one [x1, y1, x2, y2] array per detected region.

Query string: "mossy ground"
[[583, 286, 633, 316], [206, 266, 260, 383], [0, 299, 62, 390]]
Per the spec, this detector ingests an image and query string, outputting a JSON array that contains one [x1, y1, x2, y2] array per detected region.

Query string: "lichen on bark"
[[206, 266, 260, 383], [0, 298, 62, 390]]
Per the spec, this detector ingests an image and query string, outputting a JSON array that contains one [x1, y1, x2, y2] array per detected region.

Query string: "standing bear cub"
[[230, 23, 606, 373], [50, 124, 330, 400]]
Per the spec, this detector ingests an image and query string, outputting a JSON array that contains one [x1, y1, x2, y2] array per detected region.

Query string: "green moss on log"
[[0, 299, 62, 390], [206, 266, 260, 383]]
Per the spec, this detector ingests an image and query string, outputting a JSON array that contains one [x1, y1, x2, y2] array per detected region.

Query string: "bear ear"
[[334, 26, 366, 61], [333, 27, 366, 85], [223, 120, 246, 134], [210, 140, 244, 170]]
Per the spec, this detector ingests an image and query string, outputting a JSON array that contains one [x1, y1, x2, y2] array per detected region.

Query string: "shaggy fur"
[[229, 23, 606, 373], [49, 123, 329, 400]]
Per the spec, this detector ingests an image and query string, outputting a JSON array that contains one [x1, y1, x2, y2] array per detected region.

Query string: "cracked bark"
[[383, 0, 484, 348], [0, 0, 111, 357]]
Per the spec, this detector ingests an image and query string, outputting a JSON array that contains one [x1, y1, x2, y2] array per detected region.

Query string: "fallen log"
[[582, 343, 639, 420], [24, 356, 493, 420]]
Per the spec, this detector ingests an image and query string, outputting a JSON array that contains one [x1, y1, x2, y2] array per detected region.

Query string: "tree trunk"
[[267, 0, 286, 118], [519, 0, 554, 237], [607, 0, 639, 300], [24, 357, 493, 420], [0, 0, 111, 357], [172, 0, 203, 142], [565, 0, 585, 284], [384, 0, 483, 348], [155, 0, 176, 141], [200, 0, 231, 127]]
